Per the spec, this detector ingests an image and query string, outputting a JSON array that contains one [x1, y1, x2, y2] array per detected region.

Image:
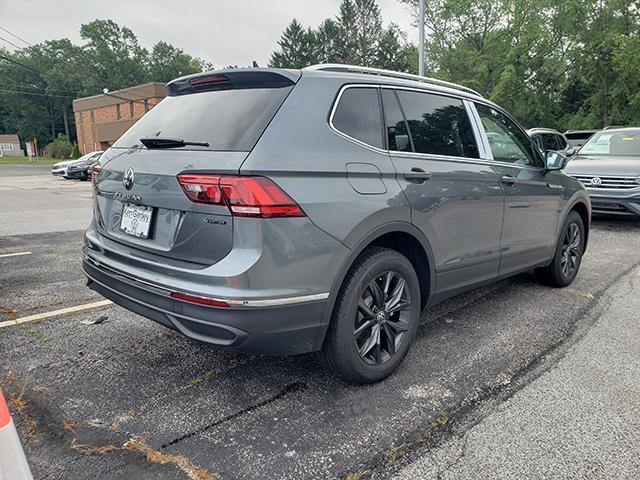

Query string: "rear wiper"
[[139, 137, 209, 149]]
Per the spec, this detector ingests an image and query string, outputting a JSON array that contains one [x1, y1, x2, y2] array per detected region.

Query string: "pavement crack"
[[161, 381, 308, 449]]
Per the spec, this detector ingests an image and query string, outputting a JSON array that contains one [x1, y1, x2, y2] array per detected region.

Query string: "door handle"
[[501, 175, 516, 185], [403, 168, 432, 183]]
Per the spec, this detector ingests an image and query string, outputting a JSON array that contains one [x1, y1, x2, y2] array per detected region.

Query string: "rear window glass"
[[113, 87, 293, 151], [579, 131, 640, 156], [395, 90, 479, 158], [332, 87, 384, 149]]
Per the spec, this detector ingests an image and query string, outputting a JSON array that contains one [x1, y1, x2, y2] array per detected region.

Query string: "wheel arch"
[[316, 222, 436, 348], [568, 199, 590, 252]]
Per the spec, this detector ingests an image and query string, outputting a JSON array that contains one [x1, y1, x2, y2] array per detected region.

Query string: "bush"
[[45, 134, 74, 159], [71, 143, 81, 159]]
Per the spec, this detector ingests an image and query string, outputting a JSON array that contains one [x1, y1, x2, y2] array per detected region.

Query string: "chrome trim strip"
[[84, 254, 329, 308]]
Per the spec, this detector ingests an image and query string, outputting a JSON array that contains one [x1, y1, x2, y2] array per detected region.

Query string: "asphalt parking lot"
[[1, 163, 640, 480]]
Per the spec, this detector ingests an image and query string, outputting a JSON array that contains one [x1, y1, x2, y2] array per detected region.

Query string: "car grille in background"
[[591, 202, 629, 212], [571, 175, 640, 189]]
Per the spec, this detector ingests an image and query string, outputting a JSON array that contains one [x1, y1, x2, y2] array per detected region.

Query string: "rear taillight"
[[176, 174, 305, 218], [91, 164, 102, 186]]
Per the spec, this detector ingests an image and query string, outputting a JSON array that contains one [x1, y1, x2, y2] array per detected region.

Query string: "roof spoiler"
[[166, 68, 301, 96]]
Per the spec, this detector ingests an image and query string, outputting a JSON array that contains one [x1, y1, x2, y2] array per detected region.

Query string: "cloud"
[[1, 0, 416, 68]]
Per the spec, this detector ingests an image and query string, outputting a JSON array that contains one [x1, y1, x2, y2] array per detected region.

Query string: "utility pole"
[[418, 0, 425, 77]]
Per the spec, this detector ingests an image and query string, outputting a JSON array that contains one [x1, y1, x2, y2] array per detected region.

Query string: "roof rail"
[[303, 64, 482, 97]]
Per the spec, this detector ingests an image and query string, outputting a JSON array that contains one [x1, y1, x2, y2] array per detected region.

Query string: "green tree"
[[45, 133, 74, 159], [336, 0, 383, 65], [149, 41, 202, 82], [269, 19, 316, 68]]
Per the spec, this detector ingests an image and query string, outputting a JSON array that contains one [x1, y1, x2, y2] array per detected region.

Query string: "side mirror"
[[545, 150, 568, 171], [566, 147, 577, 157]]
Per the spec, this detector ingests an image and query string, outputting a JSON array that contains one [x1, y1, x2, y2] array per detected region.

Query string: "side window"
[[332, 87, 383, 149], [540, 133, 559, 151], [532, 134, 544, 151], [556, 134, 567, 150], [396, 90, 479, 158], [475, 104, 542, 167], [381, 89, 412, 152]]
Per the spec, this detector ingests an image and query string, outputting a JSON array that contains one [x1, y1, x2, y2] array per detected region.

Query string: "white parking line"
[[0, 300, 113, 329], [0, 251, 32, 258]]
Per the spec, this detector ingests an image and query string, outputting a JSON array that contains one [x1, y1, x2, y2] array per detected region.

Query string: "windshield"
[[112, 86, 293, 151], [579, 131, 640, 156]]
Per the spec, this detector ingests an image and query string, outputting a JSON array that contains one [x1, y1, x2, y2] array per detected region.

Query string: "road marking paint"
[[0, 300, 112, 329], [0, 251, 32, 258]]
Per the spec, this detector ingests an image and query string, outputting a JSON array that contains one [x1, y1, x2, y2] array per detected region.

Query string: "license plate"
[[120, 204, 153, 238]]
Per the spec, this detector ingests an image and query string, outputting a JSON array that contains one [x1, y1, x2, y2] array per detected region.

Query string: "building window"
[[116, 104, 121, 120], [129, 101, 134, 118], [144, 99, 149, 112], [1, 143, 14, 150]]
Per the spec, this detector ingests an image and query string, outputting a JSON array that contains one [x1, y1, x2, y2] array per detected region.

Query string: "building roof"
[[0, 134, 19, 143], [72, 82, 166, 112]]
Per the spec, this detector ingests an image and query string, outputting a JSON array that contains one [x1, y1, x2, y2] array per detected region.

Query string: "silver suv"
[[83, 64, 591, 383]]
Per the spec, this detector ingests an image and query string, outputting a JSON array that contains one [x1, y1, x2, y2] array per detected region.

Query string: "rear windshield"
[[579, 131, 640, 156], [112, 86, 293, 151]]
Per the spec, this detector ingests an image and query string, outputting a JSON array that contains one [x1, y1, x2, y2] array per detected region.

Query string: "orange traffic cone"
[[0, 389, 33, 480]]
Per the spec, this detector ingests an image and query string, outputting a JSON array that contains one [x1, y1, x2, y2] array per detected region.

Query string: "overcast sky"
[[1, 0, 418, 67]]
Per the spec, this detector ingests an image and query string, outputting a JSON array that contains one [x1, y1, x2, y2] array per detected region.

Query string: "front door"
[[474, 103, 561, 275], [382, 88, 504, 299]]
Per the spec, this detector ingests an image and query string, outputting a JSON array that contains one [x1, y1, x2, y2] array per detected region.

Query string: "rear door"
[[473, 103, 561, 274], [94, 71, 298, 267], [382, 87, 504, 297]]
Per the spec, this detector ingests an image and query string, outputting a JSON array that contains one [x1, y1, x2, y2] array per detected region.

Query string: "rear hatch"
[[93, 69, 299, 267]]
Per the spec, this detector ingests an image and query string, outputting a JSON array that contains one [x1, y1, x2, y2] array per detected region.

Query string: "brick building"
[[73, 82, 166, 154]]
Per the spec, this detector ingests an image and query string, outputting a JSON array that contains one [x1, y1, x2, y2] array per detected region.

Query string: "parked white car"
[[51, 151, 103, 178]]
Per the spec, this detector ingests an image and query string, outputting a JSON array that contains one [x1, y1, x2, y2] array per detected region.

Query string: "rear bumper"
[[82, 257, 330, 355]]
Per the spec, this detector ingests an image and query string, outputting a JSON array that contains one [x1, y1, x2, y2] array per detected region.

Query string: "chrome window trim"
[[328, 83, 545, 172], [84, 254, 329, 308]]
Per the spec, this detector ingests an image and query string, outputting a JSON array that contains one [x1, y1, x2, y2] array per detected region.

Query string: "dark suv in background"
[[83, 64, 591, 383]]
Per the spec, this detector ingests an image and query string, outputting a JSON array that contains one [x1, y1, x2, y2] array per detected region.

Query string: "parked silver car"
[[565, 128, 640, 217], [83, 65, 591, 383], [528, 128, 577, 157]]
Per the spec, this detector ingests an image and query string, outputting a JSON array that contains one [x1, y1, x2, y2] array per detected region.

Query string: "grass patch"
[[0, 156, 59, 165]]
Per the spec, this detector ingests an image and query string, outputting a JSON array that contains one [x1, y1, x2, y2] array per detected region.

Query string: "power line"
[[0, 52, 43, 74], [0, 88, 75, 99], [0, 26, 33, 47], [0, 34, 23, 51]]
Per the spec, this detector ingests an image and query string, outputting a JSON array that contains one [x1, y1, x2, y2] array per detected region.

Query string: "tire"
[[321, 247, 421, 384], [535, 211, 585, 287]]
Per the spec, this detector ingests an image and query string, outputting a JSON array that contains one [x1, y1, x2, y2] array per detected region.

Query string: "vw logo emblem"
[[123, 167, 135, 190], [590, 177, 602, 187]]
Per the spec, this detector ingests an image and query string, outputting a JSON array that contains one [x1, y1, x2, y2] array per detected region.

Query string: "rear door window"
[[332, 87, 384, 149], [395, 90, 479, 158], [381, 89, 412, 152], [113, 86, 293, 151], [556, 134, 568, 150]]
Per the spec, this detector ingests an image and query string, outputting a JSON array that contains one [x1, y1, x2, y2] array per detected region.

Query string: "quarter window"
[[395, 90, 479, 158], [476, 104, 542, 167], [332, 87, 384, 149]]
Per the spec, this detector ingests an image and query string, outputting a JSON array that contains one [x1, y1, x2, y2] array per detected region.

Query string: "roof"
[[527, 128, 561, 135], [301, 64, 485, 101], [72, 82, 166, 112], [0, 134, 19, 143]]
